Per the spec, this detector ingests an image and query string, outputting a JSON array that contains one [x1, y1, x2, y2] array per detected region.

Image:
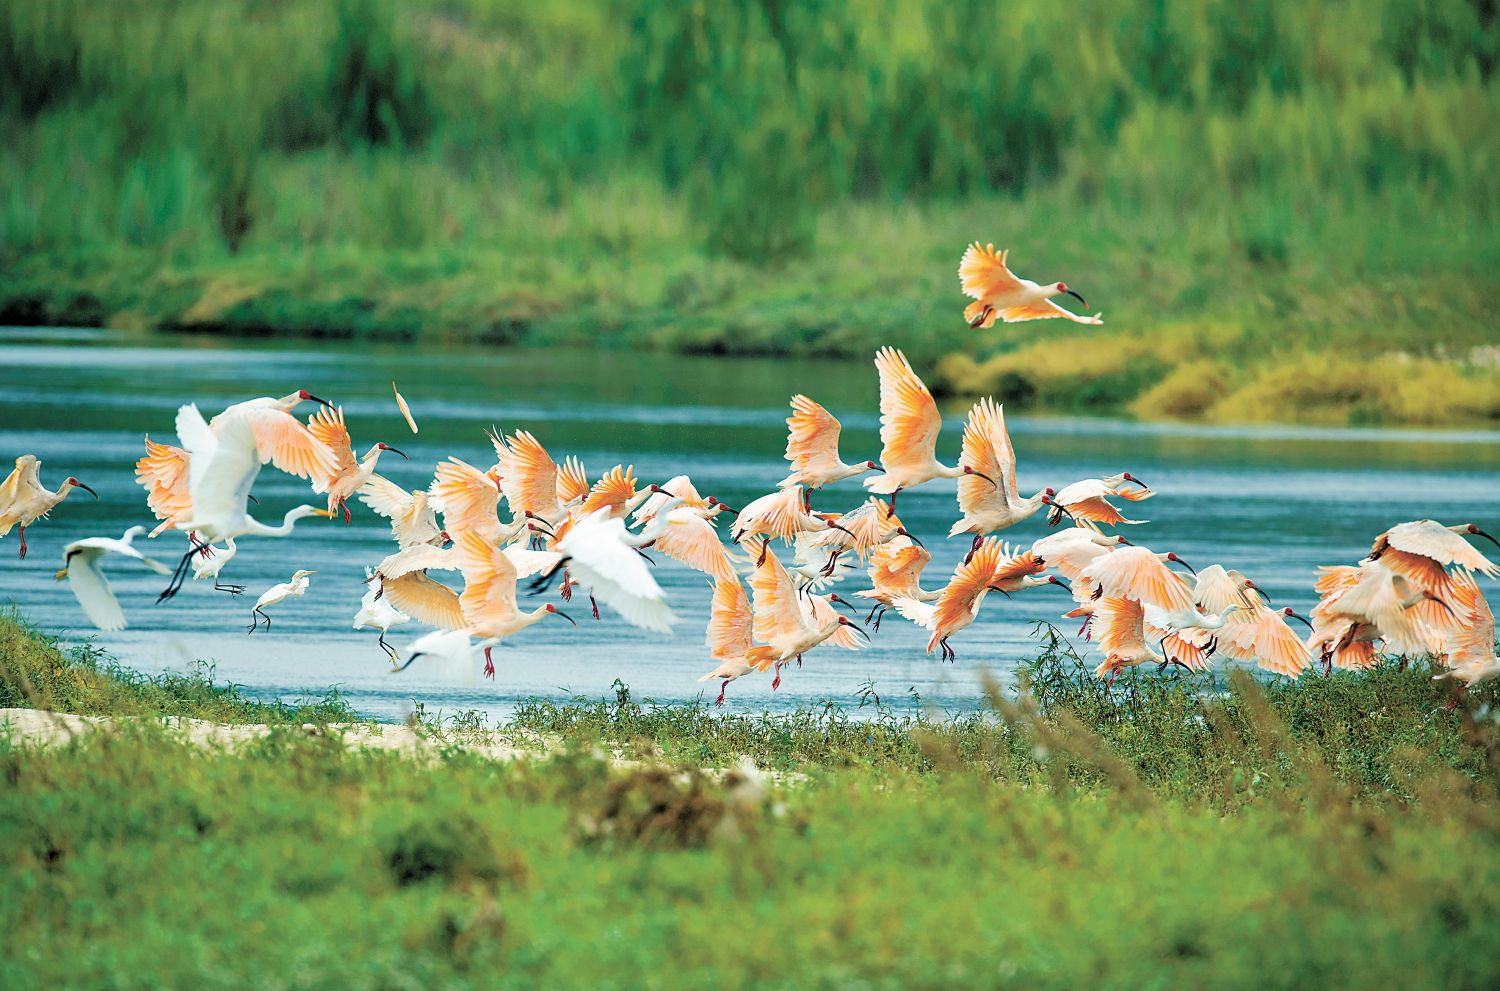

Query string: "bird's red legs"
[[16, 525, 26, 560], [559, 569, 574, 601], [865, 602, 881, 625], [796, 652, 803, 669], [1077, 615, 1092, 639], [193, 532, 213, 558], [756, 538, 771, 567], [963, 533, 982, 565], [715, 679, 728, 707], [1445, 686, 1466, 713], [589, 593, 600, 621], [771, 663, 782, 691], [483, 647, 495, 679], [885, 490, 902, 518], [969, 304, 993, 329], [1105, 667, 1119, 691], [339, 499, 351, 525]]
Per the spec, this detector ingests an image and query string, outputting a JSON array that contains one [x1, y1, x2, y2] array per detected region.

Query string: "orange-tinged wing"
[[1031, 530, 1114, 581], [748, 547, 804, 646], [1000, 299, 1104, 325], [1444, 576, 1495, 666], [234, 408, 339, 487], [1082, 546, 1195, 613], [1222, 607, 1310, 677], [392, 382, 419, 434], [958, 397, 1016, 512], [455, 529, 520, 629], [1192, 566, 1253, 615], [557, 455, 591, 505], [929, 538, 1004, 640], [737, 486, 814, 543], [635, 474, 709, 524], [706, 578, 754, 661], [581, 464, 637, 516], [500, 430, 561, 517], [1382, 520, 1499, 577], [992, 545, 1045, 584], [1160, 630, 1212, 672], [305, 405, 356, 479], [784, 394, 845, 477], [135, 437, 194, 530], [381, 571, 464, 630], [428, 457, 501, 536], [1378, 548, 1454, 594], [1314, 565, 1363, 602], [874, 347, 941, 476], [1095, 596, 1147, 657], [654, 510, 738, 582], [804, 595, 866, 651], [868, 536, 931, 590], [959, 242, 1022, 302]]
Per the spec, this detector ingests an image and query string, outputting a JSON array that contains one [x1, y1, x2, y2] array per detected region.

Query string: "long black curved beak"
[[1170, 556, 1198, 576], [1472, 528, 1500, 554], [1050, 577, 1072, 593], [384, 446, 409, 460], [897, 528, 924, 548], [1431, 597, 1456, 618], [1044, 500, 1079, 527], [1285, 612, 1314, 631], [307, 393, 336, 411], [845, 622, 871, 642], [76, 481, 100, 500], [967, 468, 998, 487], [1125, 475, 1149, 490], [987, 586, 1013, 599], [552, 608, 578, 626], [1063, 289, 1088, 309], [829, 522, 857, 539], [826, 595, 858, 617]]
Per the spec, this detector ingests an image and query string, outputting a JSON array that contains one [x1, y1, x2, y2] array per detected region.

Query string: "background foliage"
[[2, 0, 1497, 422]]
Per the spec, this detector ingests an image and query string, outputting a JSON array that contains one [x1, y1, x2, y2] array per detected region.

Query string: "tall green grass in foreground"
[[3, 612, 1500, 986], [3, 1, 1498, 425]]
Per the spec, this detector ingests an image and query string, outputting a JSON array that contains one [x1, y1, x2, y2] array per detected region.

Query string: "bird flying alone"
[[959, 242, 1102, 328]]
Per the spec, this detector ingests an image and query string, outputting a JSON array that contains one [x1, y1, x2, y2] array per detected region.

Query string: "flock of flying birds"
[[2, 244, 1497, 703]]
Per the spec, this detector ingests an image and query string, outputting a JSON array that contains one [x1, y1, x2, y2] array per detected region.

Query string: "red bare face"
[[297, 389, 312, 400], [1045, 487, 1056, 496], [865, 460, 878, 469], [1056, 283, 1068, 293]]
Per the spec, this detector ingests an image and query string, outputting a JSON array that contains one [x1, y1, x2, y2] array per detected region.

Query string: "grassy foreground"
[[4, 1, 1499, 425], [4, 613, 1500, 987]]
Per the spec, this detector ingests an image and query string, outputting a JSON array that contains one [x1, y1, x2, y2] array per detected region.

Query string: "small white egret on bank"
[[55, 525, 172, 631]]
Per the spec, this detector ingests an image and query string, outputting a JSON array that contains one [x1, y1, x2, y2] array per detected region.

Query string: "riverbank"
[[3, 612, 1500, 987], [5, 184, 1498, 428]]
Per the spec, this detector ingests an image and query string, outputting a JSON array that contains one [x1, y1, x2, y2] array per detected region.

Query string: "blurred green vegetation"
[[4, 613, 1500, 986], [2, 1, 1498, 423]]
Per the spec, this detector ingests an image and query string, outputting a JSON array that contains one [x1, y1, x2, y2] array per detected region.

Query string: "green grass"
[[3, 1, 1498, 426], [4, 611, 1500, 987], [0, 607, 356, 725]]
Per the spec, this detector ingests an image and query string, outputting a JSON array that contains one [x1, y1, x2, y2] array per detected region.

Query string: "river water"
[[2, 327, 1496, 722]]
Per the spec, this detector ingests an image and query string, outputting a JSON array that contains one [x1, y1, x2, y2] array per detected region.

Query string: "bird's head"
[[1121, 471, 1148, 489], [962, 464, 997, 487], [291, 569, 317, 581], [545, 602, 577, 625], [375, 442, 408, 460], [1165, 552, 1196, 575], [1422, 590, 1457, 617], [1053, 283, 1088, 309], [1047, 575, 1071, 592], [65, 477, 99, 500], [648, 483, 666, 494], [836, 615, 871, 641], [1280, 607, 1314, 630], [864, 460, 879, 470], [1461, 522, 1500, 552], [706, 496, 738, 516]]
